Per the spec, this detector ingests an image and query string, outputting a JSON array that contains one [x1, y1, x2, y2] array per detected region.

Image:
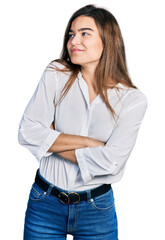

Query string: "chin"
[[70, 58, 84, 65]]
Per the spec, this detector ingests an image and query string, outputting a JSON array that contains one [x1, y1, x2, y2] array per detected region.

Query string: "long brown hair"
[[50, 4, 137, 119]]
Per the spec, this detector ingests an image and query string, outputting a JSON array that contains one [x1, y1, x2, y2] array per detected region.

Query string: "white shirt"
[[18, 61, 147, 191]]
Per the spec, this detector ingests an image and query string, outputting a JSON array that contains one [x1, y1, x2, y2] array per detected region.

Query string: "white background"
[[0, 0, 164, 239]]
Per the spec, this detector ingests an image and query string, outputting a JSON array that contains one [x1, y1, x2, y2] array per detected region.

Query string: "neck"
[[81, 64, 97, 87]]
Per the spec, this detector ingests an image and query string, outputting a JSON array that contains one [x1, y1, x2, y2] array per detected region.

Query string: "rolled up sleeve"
[[75, 90, 148, 184], [18, 66, 61, 161]]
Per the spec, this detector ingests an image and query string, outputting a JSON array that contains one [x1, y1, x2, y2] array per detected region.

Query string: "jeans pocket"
[[91, 188, 115, 211], [29, 182, 47, 202]]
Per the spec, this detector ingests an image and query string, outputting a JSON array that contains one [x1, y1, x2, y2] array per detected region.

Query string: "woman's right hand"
[[87, 137, 105, 148]]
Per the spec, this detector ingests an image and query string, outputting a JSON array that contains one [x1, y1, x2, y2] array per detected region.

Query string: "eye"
[[68, 33, 75, 38], [82, 32, 89, 36]]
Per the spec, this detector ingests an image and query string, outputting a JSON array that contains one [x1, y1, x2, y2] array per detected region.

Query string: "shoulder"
[[107, 83, 147, 109], [46, 60, 66, 71], [125, 88, 147, 110], [108, 83, 147, 120], [42, 60, 71, 89], [117, 85, 148, 120], [116, 83, 147, 106]]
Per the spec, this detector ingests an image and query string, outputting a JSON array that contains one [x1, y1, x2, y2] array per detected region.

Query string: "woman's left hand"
[[50, 122, 55, 130]]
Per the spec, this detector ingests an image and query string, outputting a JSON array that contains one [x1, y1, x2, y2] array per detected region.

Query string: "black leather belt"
[[35, 169, 111, 204]]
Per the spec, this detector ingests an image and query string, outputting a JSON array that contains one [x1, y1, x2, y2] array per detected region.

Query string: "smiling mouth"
[[71, 49, 84, 53]]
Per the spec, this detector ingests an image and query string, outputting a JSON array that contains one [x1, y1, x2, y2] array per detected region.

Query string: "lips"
[[71, 48, 84, 53]]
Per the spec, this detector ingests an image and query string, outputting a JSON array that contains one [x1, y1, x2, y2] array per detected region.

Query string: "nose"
[[71, 34, 81, 45]]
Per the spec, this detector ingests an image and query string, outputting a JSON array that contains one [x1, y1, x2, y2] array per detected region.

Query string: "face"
[[67, 16, 103, 69]]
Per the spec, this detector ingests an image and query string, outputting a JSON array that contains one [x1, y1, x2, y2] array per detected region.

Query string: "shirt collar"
[[77, 71, 103, 108]]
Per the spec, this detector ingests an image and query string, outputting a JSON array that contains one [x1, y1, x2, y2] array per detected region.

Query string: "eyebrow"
[[69, 28, 94, 33]]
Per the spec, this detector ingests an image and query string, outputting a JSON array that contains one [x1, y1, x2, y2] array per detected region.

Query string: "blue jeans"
[[24, 173, 118, 240]]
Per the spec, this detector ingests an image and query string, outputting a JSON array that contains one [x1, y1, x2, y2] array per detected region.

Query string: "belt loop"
[[86, 189, 92, 202], [46, 184, 54, 196]]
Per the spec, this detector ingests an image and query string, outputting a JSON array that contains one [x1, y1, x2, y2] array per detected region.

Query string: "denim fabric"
[[24, 174, 118, 240]]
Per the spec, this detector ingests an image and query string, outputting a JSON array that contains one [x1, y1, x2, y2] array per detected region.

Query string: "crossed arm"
[[48, 123, 105, 165]]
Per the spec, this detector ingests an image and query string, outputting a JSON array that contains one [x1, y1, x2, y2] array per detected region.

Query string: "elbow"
[[104, 143, 134, 172], [18, 116, 31, 146], [18, 117, 26, 146], [18, 126, 27, 147], [109, 152, 131, 176], [18, 129, 24, 146], [103, 149, 130, 176]]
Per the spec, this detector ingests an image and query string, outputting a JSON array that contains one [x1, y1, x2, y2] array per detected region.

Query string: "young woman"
[[18, 4, 147, 240]]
